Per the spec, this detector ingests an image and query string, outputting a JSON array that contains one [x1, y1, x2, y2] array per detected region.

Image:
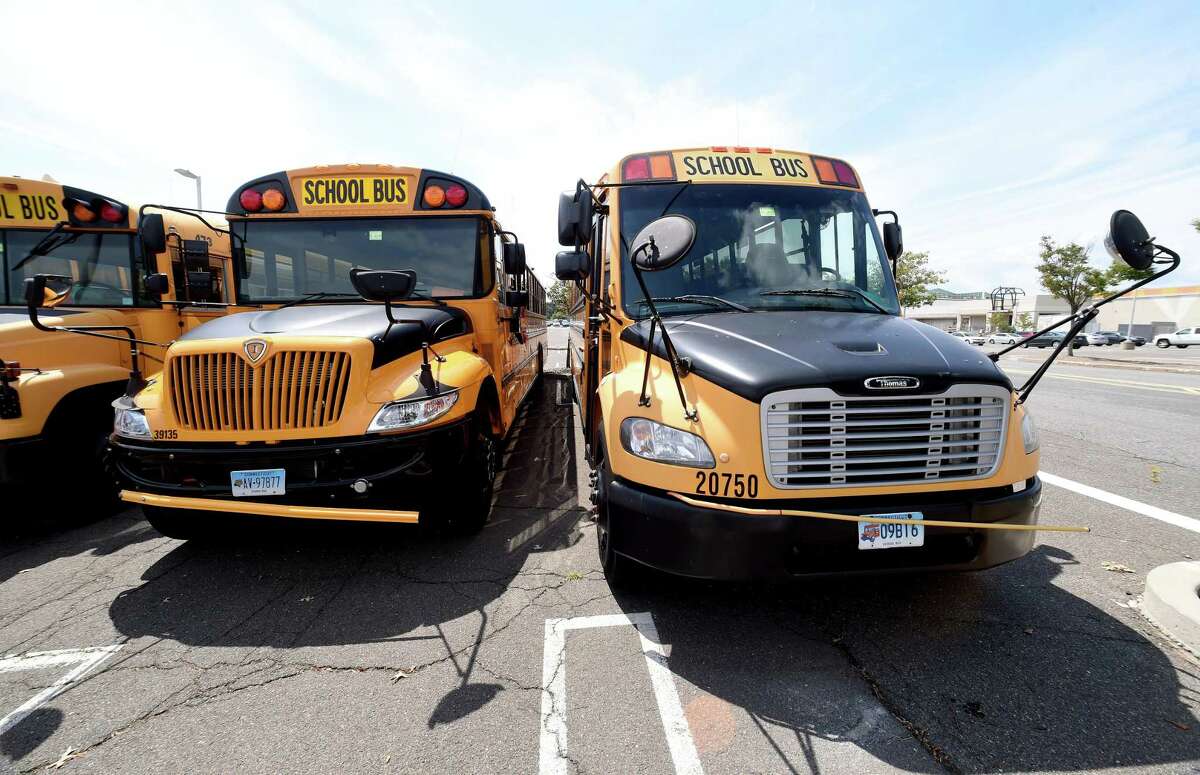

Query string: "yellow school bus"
[[0, 177, 234, 506], [108, 163, 545, 537], [556, 146, 1046, 581]]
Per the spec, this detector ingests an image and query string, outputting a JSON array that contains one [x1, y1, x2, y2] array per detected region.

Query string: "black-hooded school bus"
[[555, 146, 1046, 582], [108, 164, 544, 537], [1, 176, 233, 506]]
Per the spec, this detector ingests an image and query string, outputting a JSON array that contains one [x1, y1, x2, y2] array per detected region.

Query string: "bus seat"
[[746, 243, 799, 288]]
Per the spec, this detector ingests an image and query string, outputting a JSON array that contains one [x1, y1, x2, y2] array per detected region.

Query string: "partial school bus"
[[0, 177, 233, 505], [556, 146, 1043, 581], [109, 164, 545, 537]]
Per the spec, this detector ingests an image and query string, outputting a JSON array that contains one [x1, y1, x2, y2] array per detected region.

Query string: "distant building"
[[904, 292, 1068, 332], [1093, 284, 1200, 338]]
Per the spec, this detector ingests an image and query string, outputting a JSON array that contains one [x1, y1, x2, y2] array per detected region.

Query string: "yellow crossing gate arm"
[[669, 492, 1090, 533]]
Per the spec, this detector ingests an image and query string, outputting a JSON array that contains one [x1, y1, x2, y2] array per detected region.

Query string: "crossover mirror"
[[557, 189, 594, 247], [630, 215, 696, 271], [138, 213, 167, 255], [23, 274, 73, 309], [503, 242, 527, 275], [883, 222, 903, 262], [349, 268, 417, 301], [186, 270, 214, 301], [1105, 209, 1155, 271], [555, 249, 590, 281], [144, 273, 170, 296]]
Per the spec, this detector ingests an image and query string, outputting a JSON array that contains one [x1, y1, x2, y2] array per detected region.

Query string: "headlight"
[[1020, 408, 1039, 454], [112, 396, 151, 439], [368, 391, 459, 432], [619, 417, 715, 468]]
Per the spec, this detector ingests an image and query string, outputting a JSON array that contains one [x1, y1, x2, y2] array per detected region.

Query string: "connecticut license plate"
[[230, 468, 285, 497], [857, 512, 924, 550]]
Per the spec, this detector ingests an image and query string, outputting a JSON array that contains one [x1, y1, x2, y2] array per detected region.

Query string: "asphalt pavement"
[[0, 328, 1197, 774]]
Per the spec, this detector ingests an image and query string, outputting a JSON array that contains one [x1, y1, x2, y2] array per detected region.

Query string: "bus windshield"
[[619, 184, 900, 317], [236, 216, 488, 303], [2, 229, 138, 307]]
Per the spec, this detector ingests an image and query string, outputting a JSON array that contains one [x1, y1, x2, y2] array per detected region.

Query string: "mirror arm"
[[24, 304, 163, 396], [1014, 308, 1097, 405], [630, 245, 698, 421]]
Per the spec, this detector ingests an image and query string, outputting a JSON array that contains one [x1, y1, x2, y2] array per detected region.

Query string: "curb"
[[1142, 561, 1200, 657], [1003, 352, 1200, 375]]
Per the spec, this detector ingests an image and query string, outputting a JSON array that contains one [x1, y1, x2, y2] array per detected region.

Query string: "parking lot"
[[0, 327, 1197, 774]]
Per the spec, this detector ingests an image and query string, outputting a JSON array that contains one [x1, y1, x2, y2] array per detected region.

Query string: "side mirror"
[[503, 242, 527, 275], [1105, 210, 1156, 271], [23, 274, 73, 309], [139, 213, 167, 255], [349, 268, 416, 301], [505, 290, 529, 308], [883, 222, 903, 262], [145, 273, 170, 296], [555, 249, 591, 281], [630, 215, 696, 271], [557, 189, 594, 247]]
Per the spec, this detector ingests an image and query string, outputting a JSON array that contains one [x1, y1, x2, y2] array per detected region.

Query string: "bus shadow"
[[105, 376, 585, 721], [0, 508, 158, 585], [614, 546, 1198, 773]]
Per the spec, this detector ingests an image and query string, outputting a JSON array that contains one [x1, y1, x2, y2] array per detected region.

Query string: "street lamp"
[[174, 168, 202, 210]]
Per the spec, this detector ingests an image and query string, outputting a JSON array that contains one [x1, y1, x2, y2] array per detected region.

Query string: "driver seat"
[[746, 243, 805, 288]]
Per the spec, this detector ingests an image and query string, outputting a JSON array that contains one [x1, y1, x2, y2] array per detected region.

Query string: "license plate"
[[230, 468, 285, 497], [857, 512, 924, 550]]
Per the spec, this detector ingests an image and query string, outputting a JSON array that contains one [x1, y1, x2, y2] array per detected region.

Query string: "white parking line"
[[1041, 472, 1200, 535], [540, 612, 702, 775], [0, 645, 122, 736]]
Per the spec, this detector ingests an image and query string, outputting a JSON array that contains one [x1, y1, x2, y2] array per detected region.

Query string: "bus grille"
[[168, 351, 353, 431], [760, 384, 1010, 488]]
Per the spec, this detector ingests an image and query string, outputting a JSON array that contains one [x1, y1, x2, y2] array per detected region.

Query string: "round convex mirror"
[[1105, 210, 1156, 271], [630, 215, 696, 271]]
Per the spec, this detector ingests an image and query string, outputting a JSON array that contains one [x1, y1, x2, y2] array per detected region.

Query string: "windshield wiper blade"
[[641, 294, 750, 312], [278, 292, 362, 308], [759, 287, 888, 314]]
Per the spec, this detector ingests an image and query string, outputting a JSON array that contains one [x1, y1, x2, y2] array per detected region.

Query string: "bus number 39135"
[[695, 471, 758, 498]]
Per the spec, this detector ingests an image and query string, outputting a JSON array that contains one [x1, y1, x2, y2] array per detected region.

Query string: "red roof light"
[[623, 157, 651, 181], [99, 202, 123, 223], [239, 188, 263, 212], [445, 184, 467, 207]]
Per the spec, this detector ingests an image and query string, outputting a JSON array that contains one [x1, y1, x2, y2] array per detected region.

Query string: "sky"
[[2, 0, 1198, 295]]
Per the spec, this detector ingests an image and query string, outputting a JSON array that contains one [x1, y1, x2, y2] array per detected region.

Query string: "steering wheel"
[[818, 266, 842, 282]]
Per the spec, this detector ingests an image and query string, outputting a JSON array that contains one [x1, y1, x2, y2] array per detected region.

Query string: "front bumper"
[[108, 418, 472, 517], [607, 476, 1042, 579]]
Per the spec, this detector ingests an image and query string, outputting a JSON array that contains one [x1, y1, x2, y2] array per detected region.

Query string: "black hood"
[[180, 303, 470, 368], [621, 310, 1010, 402]]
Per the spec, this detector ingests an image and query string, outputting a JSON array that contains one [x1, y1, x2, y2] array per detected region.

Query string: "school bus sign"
[[620, 147, 863, 190], [296, 174, 412, 209]]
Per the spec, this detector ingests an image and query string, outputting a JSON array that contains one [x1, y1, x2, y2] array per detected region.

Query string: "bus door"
[[580, 209, 607, 458]]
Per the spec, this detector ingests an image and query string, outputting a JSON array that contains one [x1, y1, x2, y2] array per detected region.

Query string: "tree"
[[1105, 257, 1155, 286], [1192, 217, 1199, 234], [988, 312, 1014, 333], [1015, 312, 1034, 331], [547, 279, 572, 319], [1035, 236, 1109, 355], [894, 251, 947, 311]]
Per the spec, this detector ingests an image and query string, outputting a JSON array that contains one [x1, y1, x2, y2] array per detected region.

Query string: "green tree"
[[547, 279, 572, 319], [1035, 236, 1109, 355], [988, 312, 1015, 333], [1105, 257, 1155, 286], [1192, 217, 1199, 234], [1015, 312, 1034, 331], [894, 251, 947, 311]]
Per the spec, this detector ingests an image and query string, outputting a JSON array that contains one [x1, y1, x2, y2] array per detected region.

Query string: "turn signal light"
[[1, 361, 19, 380], [72, 202, 96, 222], [622, 153, 675, 182], [239, 188, 263, 212], [423, 184, 446, 208], [99, 202, 123, 223], [812, 156, 859, 187], [445, 184, 467, 207], [262, 188, 286, 211]]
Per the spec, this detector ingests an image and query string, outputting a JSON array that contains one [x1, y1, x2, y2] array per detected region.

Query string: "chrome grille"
[[168, 350, 352, 432], [760, 384, 1010, 488]]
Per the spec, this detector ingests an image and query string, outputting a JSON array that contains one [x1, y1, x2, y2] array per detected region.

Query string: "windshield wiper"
[[640, 294, 750, 312], [759, 287, 888, 314], [278, 292, 362, 309]]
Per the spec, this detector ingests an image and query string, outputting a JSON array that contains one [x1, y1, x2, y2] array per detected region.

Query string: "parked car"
[[1122, 335, 1146, 346], [949, 331, 987, 345], [1086, 331, 1124, 346], [1154, 327, 1199, 348], [986, 332, 1021, 345], [1025, 331, 1088, 349]]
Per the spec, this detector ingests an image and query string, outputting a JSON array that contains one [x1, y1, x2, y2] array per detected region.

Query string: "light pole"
[[174, 168, 202, 210]]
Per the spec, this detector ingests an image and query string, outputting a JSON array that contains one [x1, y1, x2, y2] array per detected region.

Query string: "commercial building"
[[1092, 284, 1200, 338]]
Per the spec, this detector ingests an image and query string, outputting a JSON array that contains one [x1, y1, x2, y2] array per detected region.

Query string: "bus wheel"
[[141, 506, 212, 540], [594, 434, 638, 588], [431, 414, 497, 535]]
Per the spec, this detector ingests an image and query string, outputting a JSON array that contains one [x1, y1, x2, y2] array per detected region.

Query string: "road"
[[0, 327, 1196, 774]]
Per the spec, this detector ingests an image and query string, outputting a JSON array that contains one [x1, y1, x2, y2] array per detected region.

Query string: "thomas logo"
[[864, 375, 920, 390], [243, 339, 269, 364]]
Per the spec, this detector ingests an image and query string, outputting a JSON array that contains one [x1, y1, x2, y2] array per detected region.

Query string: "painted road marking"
[[540, 612, 702, 775], [1042, 472, 1200, 535], [0, 645, 122, 736], [1002, 367, 1200, 396]]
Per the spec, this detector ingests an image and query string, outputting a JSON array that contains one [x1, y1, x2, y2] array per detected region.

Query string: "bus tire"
[[141, 506, 212, 540], [429, 413, 497, 535], [594, 431, 639, 588]]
